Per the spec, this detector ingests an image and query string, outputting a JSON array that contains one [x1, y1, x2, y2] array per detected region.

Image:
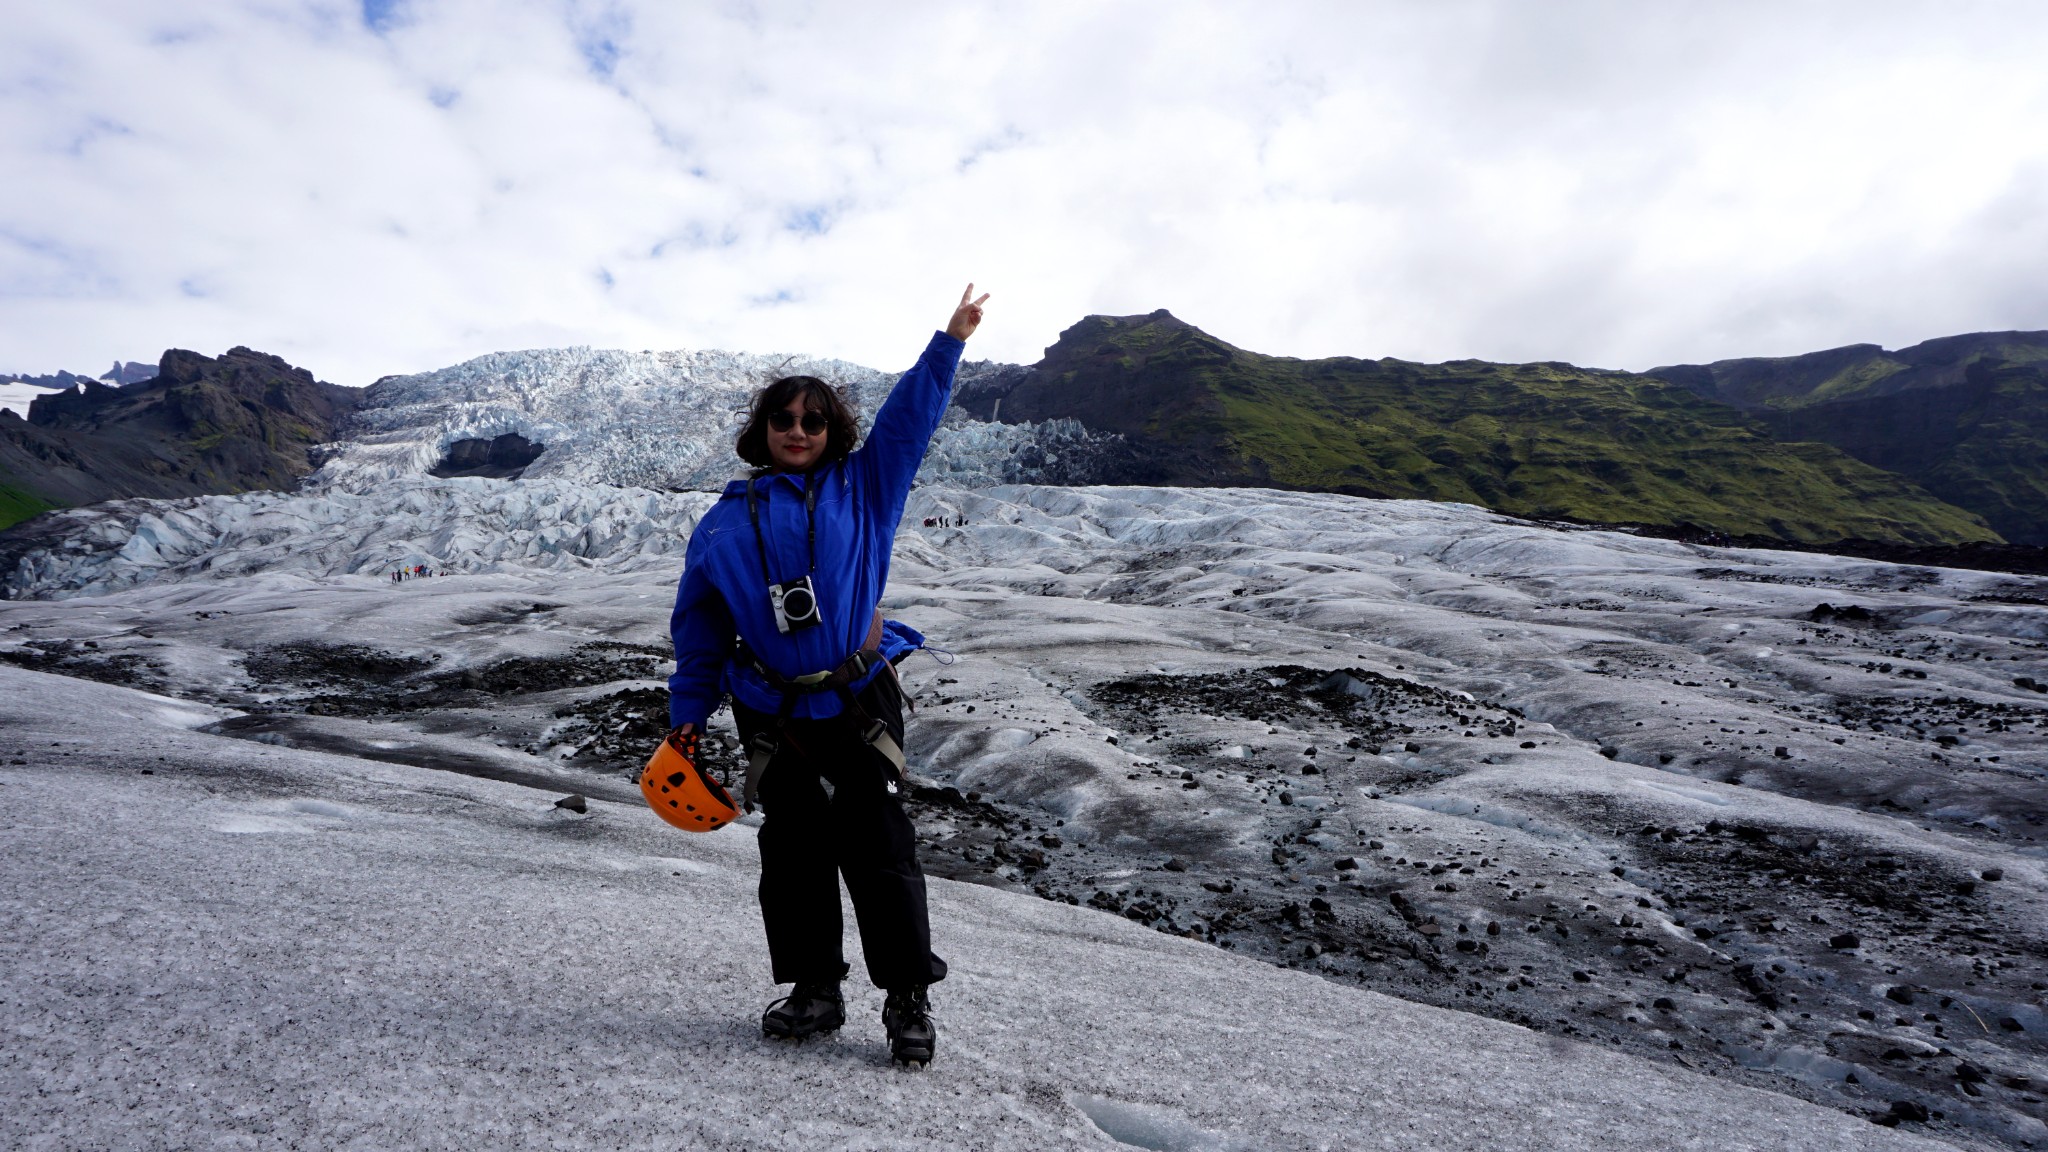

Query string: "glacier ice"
[[316, 345, 1106, 495], [3, 339, 2045, 1149]]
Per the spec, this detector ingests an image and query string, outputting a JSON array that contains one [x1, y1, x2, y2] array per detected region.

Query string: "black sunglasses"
[[766, 409, 829, 435]]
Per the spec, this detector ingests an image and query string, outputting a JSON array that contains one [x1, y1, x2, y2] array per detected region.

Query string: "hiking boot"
[[762, 981, 844, 1040], [882, 984, 936, 1066]]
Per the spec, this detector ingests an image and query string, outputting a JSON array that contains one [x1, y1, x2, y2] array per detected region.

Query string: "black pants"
[[734, 676, 947, 991]]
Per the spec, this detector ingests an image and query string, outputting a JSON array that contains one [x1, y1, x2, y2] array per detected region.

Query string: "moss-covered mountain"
[[958, 311, 2000, 547], [1647, 333, 2048, 545], [0, 347, 362, 531]]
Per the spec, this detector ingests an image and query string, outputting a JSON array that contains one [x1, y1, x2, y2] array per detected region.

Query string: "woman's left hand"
[[946, 283, 990, 341]]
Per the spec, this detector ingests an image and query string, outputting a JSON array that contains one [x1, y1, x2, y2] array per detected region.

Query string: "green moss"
[[1072, 317, 1999, 546], [1911, 365, 2048, 545], [0, 482, 58, 532]]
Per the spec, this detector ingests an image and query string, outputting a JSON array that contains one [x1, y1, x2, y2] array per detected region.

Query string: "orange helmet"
[[640, 728, 739, 832]]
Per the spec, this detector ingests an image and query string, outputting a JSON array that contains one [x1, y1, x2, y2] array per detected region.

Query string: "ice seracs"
[[317, 346, 1085, 495]]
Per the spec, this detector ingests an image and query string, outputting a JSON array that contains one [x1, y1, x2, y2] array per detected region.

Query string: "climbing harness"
[[734, 609, 908, 810]]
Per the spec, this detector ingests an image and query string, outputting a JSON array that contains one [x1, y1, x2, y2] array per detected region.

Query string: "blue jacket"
[[666, 330, 964, 728]]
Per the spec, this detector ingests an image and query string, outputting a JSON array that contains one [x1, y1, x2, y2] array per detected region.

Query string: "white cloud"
[[2, 1, 2046, 384]]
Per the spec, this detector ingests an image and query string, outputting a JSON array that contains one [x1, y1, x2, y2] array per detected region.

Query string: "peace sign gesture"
[[945, 283, 991, 342]]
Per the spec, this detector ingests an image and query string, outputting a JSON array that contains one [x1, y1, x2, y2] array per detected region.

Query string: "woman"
[[666, 285, 989, 1067]]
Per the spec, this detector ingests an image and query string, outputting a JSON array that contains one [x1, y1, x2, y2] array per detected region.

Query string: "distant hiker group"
[[920, 515, 969, 528], [389, 564, 439, 582]]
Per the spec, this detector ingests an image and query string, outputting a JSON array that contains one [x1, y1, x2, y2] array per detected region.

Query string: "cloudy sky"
[[4, 2, 2046, 385]]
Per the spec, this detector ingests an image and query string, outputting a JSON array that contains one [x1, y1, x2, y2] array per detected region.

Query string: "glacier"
[[317, 344, 1102, 495], [1, 340, 2044, 1149]]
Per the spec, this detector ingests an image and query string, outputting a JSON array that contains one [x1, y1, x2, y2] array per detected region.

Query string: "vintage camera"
[[768, 576, 823, 634]]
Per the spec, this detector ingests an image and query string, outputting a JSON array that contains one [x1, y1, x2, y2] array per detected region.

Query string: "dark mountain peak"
[[25, 379, 126, 425], [1890, 329, 2048, 368], [155, 345, 328, 391], [1647, 328, 2048, 412], [1645, 343, 1887, 408], [1040, 310, 1243, 376], [956, 308, 2007, 547], [100, 360, 155, 386], [1, 346, 366, 531], [30, 346, 361, 433]]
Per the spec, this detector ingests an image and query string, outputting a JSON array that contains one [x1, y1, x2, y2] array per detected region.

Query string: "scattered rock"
[[1999, 1016, 2025, 1033], [554, 794, 587, 814], [1163, 857, 1188, 872], [1334, 857, 1359, 871], [1653, 996, 1675, 1011], [1886, 1100, 1929, 1124], [1278, 792, 1294, 806], [1485, 921, 1499, 936], [1828, 932, 1860, 950], [1572, 970, 1592, 983], [1884, 986, 1916, 1006], [1519, 740, 1536, 749], [1403, 742, 1421, 754], [1981, 867, 2003, 881], [1039, 833, 1063, 848], [1018, 848, 1048, 869]]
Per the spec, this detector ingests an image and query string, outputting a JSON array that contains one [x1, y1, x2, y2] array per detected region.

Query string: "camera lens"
[[782, 585, 816, 620]]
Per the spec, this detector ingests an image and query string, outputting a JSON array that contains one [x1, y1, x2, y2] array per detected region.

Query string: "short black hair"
[[734, 375, 860, 469]]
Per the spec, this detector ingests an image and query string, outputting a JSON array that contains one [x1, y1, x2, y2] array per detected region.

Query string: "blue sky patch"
[[782, 206, 834, 237], [361, 0, 404, 34], [570, 5, 630, 79]]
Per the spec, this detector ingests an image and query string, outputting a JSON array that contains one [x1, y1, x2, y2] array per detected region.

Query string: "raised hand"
[[945, 283, 991, 341]]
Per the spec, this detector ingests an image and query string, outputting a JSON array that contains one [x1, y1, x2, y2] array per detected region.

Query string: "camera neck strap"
[[745, 474, 819, 583]]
